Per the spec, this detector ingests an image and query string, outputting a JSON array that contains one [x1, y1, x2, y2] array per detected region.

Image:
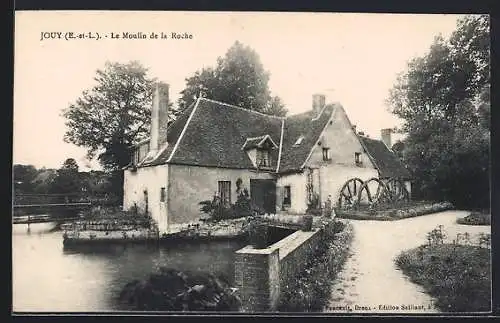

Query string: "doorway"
[[250, 179, 277, 214]]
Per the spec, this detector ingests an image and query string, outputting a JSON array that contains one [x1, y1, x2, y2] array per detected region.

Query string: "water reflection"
[[12, 223, 246, 312]]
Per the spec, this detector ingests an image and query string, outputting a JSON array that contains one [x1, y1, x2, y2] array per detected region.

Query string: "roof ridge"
[[199, 97, 284, 120], [166, 98, 202, 163], [276, 118, 285, 173]]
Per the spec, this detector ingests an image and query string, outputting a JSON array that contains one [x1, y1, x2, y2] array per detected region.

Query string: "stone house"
[[123, 83, 411, 234]]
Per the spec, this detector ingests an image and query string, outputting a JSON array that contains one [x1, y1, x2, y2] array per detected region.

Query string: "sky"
[[13, 11, 466, 171]]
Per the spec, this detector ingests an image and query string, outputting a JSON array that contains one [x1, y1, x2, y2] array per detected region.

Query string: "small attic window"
[[294, 136, 305, 146]]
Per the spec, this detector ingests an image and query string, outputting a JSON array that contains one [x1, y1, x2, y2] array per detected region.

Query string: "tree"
[[63, 61, 174, 171], [13, 164, 38, 193], [387, 15, 490, 209], [178, 41, 288, 116], [51, 158, 82, 194], [32, 168, 57, 194]]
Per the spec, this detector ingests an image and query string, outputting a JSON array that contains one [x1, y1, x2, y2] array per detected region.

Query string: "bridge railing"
[[13, 193, 90, 206]]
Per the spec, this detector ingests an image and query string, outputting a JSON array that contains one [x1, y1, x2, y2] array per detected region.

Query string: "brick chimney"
[[312, 93, 326, 118], [381, 128, 392, 149], [149, 82, 169, 155]]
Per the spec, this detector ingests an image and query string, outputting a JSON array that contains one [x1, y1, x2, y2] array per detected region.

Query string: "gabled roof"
[[278, 104, 337, 173], [241, 135, 279, 151], [132, 98, 336, 172], [130, 97, 409, 179], [146, 98, 283, 170], [135, 100, 198, 167], [358, 136, 412, 179]]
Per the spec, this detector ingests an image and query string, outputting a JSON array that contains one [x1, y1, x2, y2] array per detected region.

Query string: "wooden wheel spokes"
[[338, 178, 364, 209], [357, 177, 391, 207], [384, 178, 410, 202]]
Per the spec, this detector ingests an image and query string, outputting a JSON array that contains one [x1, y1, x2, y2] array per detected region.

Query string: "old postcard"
[[12, 11, 491, 315]]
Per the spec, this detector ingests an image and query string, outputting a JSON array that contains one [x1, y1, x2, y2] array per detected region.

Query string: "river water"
[[12, 222, 246, 312]]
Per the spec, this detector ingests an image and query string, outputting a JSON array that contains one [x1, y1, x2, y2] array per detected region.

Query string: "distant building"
[[123, 83, 411, 234]]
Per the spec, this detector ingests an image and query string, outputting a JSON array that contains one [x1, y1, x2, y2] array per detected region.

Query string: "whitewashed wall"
[[277, 173, 308, 214], [123, 165, 169, 234]]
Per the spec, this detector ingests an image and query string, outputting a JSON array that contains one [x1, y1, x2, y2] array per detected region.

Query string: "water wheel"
[[357, 177, 391, 207], [384, 178, 410, 203], [338, 178, 364, 209]]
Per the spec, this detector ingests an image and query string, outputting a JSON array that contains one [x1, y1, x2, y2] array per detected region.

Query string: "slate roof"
[[163, 98, 282, 170], [278, 105, 336, 172], [241, 135, 278, 151], [358, 136, 412, 179], [130, 97, 410, 179]]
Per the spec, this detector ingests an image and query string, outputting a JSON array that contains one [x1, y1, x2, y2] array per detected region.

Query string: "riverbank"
[[13, 222, 246, 312]]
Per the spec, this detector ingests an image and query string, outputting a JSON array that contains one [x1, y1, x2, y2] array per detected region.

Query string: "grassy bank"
[[395, 244, 491, 312], [278, 220, 354, 312], [457, 211, 491, 226]]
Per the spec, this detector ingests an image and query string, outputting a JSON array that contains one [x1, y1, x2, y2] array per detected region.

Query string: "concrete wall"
[[123, 165, 169, 233], [276, 172, 308, 214], [168, 164, 275, 225]]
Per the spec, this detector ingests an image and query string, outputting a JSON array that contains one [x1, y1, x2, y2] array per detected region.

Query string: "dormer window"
[[294, 135, 305, 146], [256, 149, 270, 167], [241, 134, 278, 169]]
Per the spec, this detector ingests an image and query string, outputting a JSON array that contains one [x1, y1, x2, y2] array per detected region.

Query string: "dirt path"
[[324, 210, 491, 314]]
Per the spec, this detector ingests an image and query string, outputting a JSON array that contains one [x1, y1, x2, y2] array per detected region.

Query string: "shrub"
[[306, 193, 322, 216], [457, 212, 491, 226], [395, 244, 491, 312], [199, 195, 235, 222], [278, 221, 354, 312], [119, 268, 241, 311], [199, 179, 256, 222]]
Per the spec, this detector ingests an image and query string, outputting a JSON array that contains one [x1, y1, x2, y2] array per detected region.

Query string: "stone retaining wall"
[[234, 219, 335, 312]]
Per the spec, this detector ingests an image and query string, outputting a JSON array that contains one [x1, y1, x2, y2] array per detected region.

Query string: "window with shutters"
[[283, 186, 291, 207], [218, 181, 231, 207]]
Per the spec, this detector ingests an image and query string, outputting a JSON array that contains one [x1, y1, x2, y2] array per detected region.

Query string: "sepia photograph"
[[13, 11, 491, 314]]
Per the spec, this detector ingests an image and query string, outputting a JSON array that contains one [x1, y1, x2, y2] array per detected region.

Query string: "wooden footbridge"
[[13, 193, 92, 224]]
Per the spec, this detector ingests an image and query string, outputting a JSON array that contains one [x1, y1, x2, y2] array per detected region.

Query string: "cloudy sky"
[[14, 11, 466, 170]]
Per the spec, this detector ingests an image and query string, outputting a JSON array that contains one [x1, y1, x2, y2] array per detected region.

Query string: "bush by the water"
[[199, 181, 255, 222], [395, 244, 491, 312], [119, 268, 241, 311], [278, 220, 354, 312], [457, 212, 491, 226]]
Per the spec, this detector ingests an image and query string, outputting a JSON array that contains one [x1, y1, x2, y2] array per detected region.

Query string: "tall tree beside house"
[[387, 15, 490, 209], [178, 41, 288, 117], [62, 61, 173, 198]]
